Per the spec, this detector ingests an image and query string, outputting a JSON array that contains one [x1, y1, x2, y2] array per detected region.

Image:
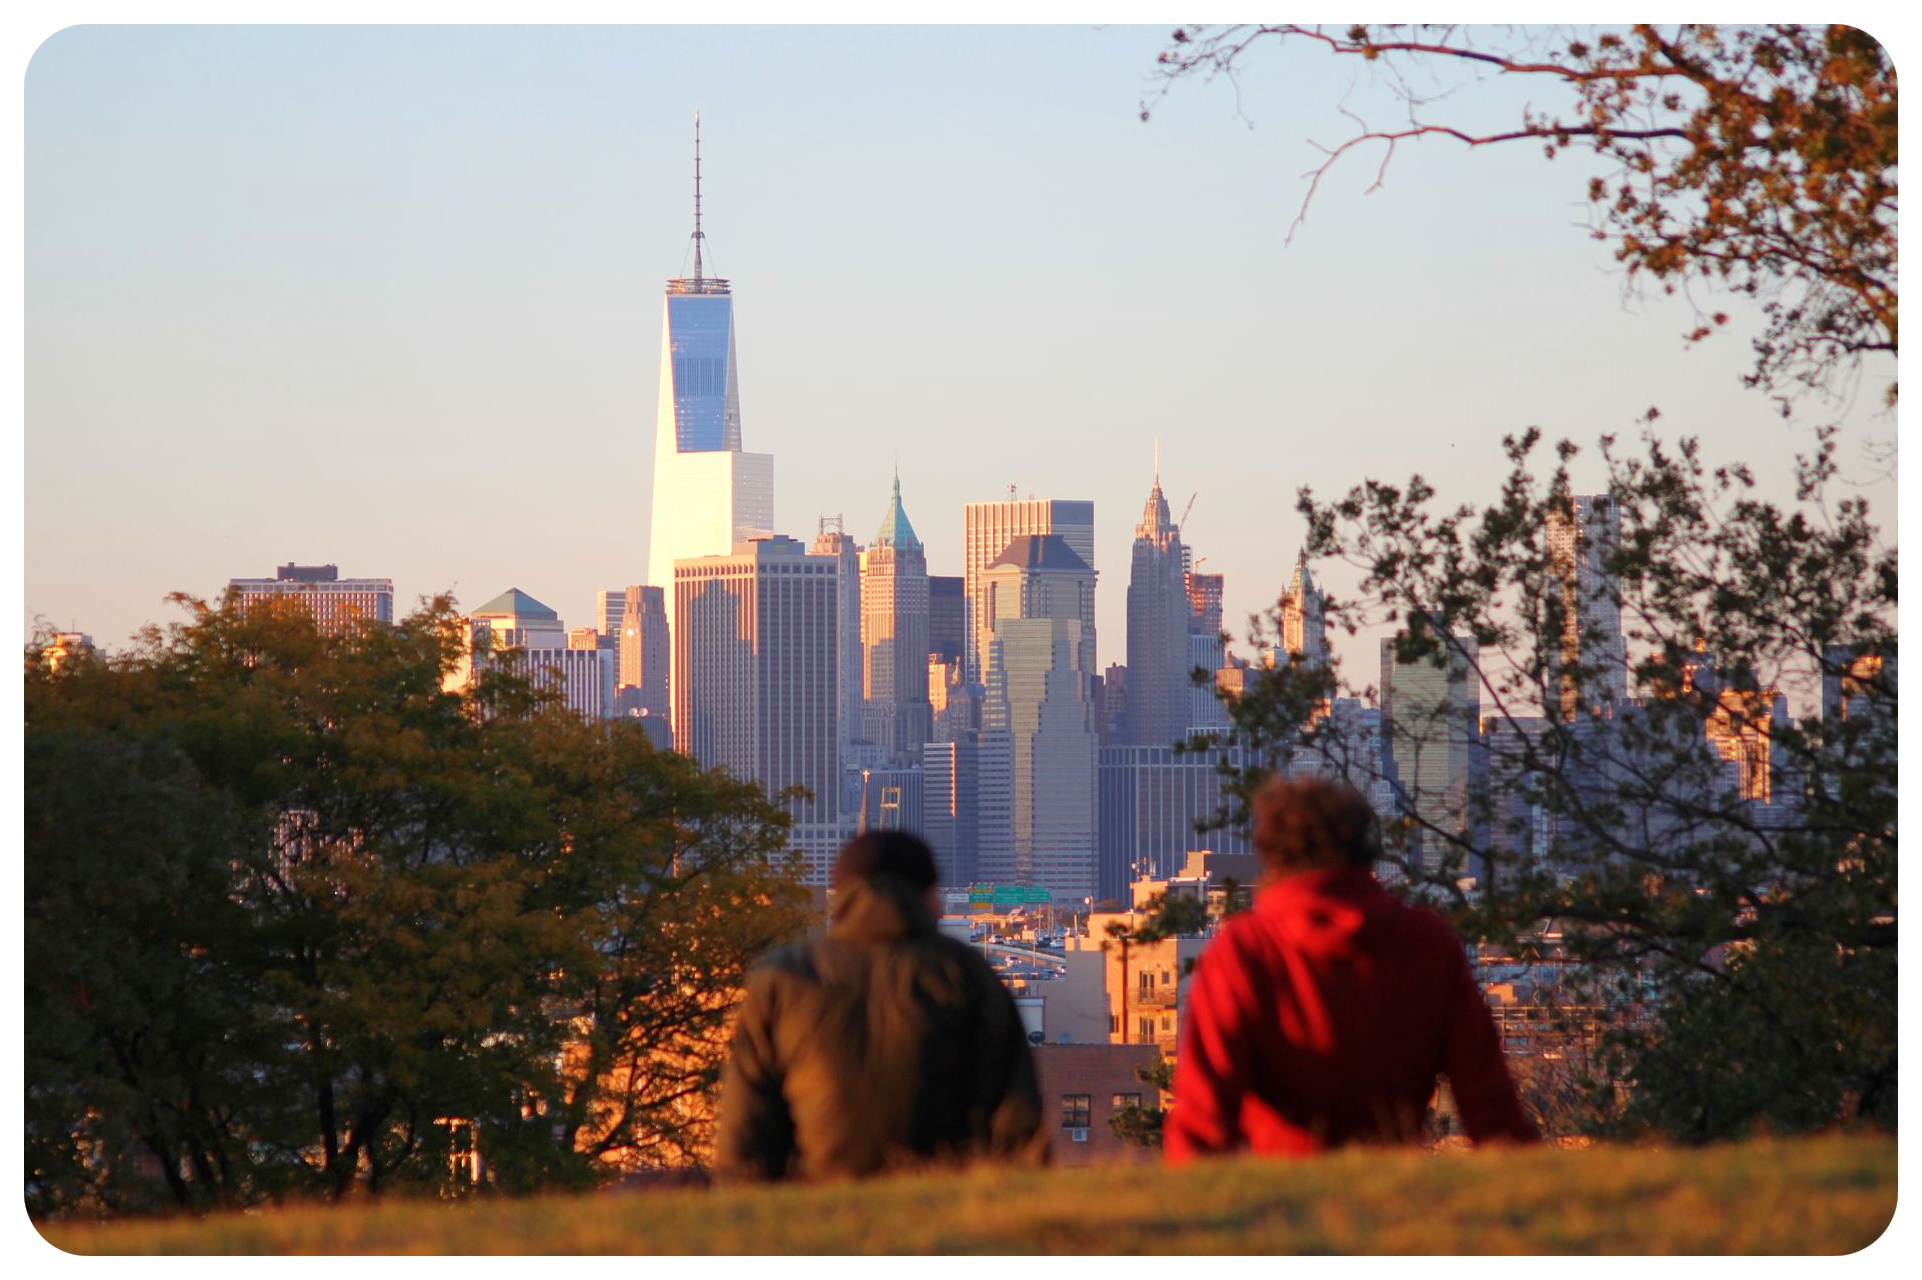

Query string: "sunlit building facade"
[[1547, 494, 1627, 719], [673, 536, 840, 884], [646, 130, 775, 720], [811, 518, 866, 761], [963, 498, 1095, 684], [860, 474, 932, 765], [230, 563, 394, 634], [1124, 471, 1191, 748], [979, 534, 1099, 906]]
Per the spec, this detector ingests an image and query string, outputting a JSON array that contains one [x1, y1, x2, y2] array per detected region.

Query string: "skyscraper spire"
[[691, 110, 706, 283]]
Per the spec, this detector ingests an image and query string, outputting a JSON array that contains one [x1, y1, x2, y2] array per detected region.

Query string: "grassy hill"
[[38, 1132, 1896, 1255]]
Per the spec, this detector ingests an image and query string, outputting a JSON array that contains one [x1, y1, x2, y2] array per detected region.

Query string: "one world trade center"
[[646, 114, 775, 708]]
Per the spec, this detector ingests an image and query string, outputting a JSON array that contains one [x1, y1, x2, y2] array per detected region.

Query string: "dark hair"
[[1250, 776, 1380, 874], [832, 830, 939, 892]]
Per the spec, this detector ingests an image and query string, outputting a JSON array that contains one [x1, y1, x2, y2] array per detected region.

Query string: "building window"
[[1061, 1094, 1091, 1129], [1112, 1092, 1142, 1113]]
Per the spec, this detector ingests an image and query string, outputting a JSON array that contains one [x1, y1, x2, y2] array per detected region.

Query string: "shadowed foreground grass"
[[40, 1133, 1895, 1255]]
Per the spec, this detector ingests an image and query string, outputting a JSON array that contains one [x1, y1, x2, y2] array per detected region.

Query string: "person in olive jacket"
[[716, 831, 1051, 1180]]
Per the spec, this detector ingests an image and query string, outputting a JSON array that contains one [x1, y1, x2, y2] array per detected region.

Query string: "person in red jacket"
[[1165, 775, 1538, 1162]]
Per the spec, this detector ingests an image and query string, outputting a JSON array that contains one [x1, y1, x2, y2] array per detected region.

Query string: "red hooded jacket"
[[1165, 865, 1537, 1162]]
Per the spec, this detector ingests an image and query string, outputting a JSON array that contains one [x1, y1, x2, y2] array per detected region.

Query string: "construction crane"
[[1178, 492, 1197, 531]]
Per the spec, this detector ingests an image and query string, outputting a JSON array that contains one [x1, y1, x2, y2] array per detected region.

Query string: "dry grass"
[[36, 1132, 1896, 1255]]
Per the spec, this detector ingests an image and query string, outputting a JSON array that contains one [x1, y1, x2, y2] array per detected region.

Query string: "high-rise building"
[[963, 497, 1094, 683], [460, 588, 613, 720], [1381, 624, 1480, 874], [229, 563, 394, 634], [673, 535, 840, 884], [978, 534, 1099, 905], [611, 585, 670, 715], [920, 738, 979, 890], [647, 118, 775, 714], [1124, 470, 1191, 748], [1097, 743, 1255, 904], [860, 474, 932, 764], [1186, 570, 1224, 638], [1546, 494, 1627, 719], [1280, 551, 1329, 667], [595, 589, 626, 639], [928, 575, 966, 668], [812, 517, 866, 761], [470, 588, 567, 651]]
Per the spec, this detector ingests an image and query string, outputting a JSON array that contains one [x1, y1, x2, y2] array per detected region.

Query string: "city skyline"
[[22, 24, 1898, 689]]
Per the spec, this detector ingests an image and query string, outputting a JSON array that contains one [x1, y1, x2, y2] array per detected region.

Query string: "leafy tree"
[[1108, 1057, 1175, 1150], [25, 593, 812, 1214], [1145, 24, 1897, 409], [1148, 18, 1896, 1145], [1202, 428, 1895, 1141]]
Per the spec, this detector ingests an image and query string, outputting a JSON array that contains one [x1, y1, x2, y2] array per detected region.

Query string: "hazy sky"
[[21, 21, 1899, 683]]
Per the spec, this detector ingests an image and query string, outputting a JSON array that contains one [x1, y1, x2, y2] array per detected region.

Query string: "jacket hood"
[[828, 875, 937, 945], [1255, 864, 1391, 958]]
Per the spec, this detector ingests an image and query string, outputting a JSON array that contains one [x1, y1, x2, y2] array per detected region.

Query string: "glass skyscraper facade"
[[663, 290, 742, 452]]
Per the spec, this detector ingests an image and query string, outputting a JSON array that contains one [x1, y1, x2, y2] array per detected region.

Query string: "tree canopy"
[[25, 595, 813, 1216], [1147, 24, 1897, 408], [1152, 23, 1897, 1141]]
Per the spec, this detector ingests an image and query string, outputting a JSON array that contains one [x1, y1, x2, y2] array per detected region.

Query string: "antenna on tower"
[[691, 111, 705, 283]]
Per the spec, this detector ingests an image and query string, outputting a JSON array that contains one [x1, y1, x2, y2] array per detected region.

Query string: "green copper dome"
[[874, 470, 922, 550]]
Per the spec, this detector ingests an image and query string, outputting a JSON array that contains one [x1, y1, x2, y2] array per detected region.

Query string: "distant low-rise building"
[[230, 563, 394, 634], [1031, 1043, 1162, 1166]]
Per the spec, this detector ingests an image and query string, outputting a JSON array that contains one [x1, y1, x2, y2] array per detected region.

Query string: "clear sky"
[[21, 19, 1899, 685]]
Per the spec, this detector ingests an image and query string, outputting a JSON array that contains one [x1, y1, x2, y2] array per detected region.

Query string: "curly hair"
[[1250, 775, 1380, 874]]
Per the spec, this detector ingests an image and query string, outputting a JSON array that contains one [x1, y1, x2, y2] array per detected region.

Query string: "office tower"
[[1185, 568, 1228, 736], [470, 588, 567, 651], [1124, 470, 1192, 748], [978, 535, 1099, 905], [1186, 570, 1224, 639], [230, 563, 394, 634], [860, 473, 932, 764], [921, 738, 979, 889], [1380, 625, 1479, 874], [1098, 663, 1128, 744], [608, 585, 670, 714], [595, 589, 626, 639], [811, 517, 866, 760], [462, 588, 613, 720], [1546, 494, 1627, 718], [41, 631, 94, 673], [1187, 633, 1232, 734], [1098, 744, 1255, 903], [673, 535, 840, 884], [1280, 551, 1329, 667], [1822, 644, 1895, 725], [647, 118, 775, 714], [928, 575, 965, 667], [963, 497, 1095, 683]]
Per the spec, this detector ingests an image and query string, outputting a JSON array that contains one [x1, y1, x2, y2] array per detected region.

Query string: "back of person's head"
[[832, 830, 939, 895], [1250, 776, 1380, 876]]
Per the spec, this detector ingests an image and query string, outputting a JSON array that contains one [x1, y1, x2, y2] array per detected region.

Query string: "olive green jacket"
[[715, 878, 1050, 1180]]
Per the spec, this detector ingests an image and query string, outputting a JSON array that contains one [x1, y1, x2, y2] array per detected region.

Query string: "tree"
[[25, 593, 812, 1214], [1148, 18, 1896, 1145], [1203, 427, 1895, 1140], [1145, 24, 1897, 409], [1107, 1056, 1175, 1150]]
